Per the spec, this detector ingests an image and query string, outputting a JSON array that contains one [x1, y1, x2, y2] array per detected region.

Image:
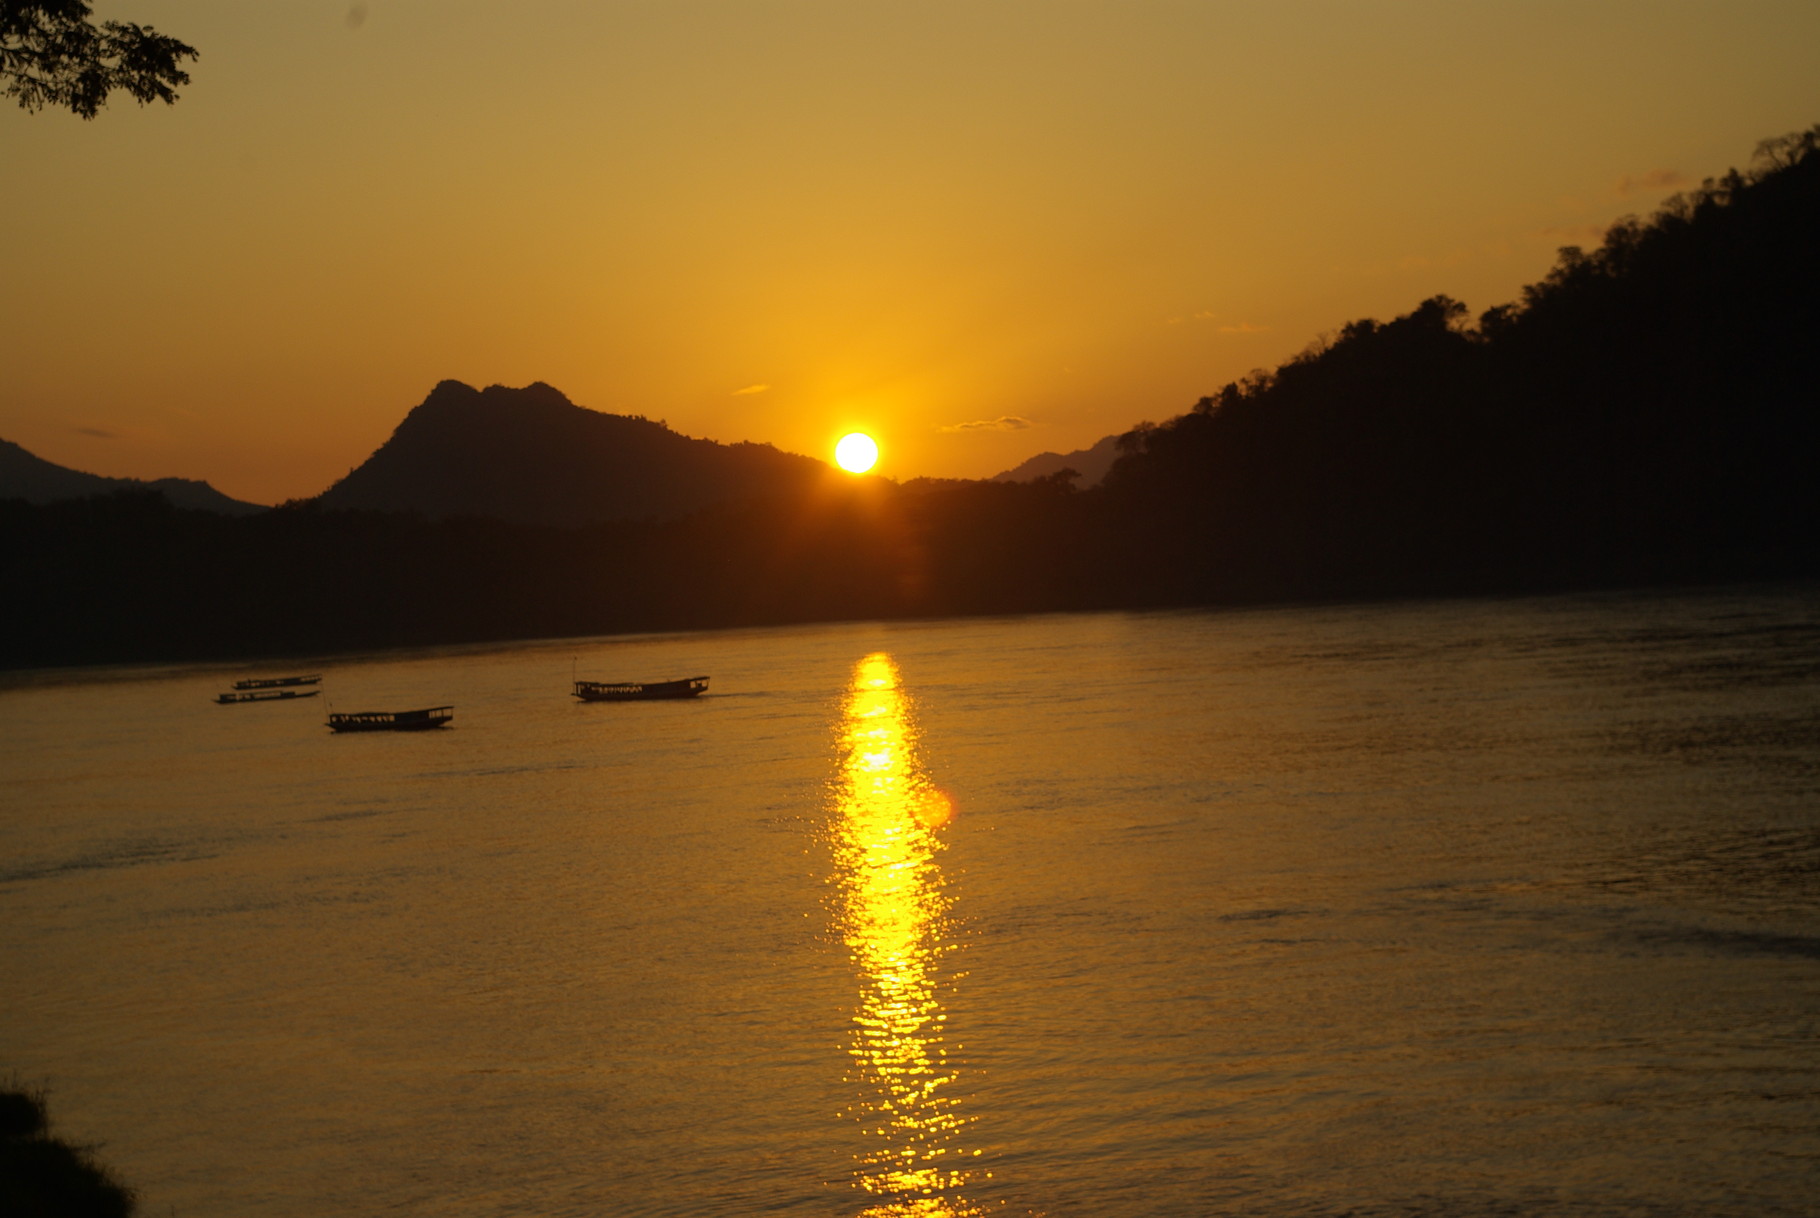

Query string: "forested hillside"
[[1096, 125, 1820, 600]]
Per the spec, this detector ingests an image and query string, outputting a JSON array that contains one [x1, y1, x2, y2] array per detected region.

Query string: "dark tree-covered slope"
[[1097, 125, 1820, 602]]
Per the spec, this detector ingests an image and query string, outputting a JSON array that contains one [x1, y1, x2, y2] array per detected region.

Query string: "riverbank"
[[0, 1087, 137, 1218]]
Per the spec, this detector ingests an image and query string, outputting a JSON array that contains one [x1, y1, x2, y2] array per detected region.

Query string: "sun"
[[835, 432, 879, 474]]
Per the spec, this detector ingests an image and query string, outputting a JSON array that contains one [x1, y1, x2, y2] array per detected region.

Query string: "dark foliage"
[[5, 127, 1818, 668], [0, 1087, 136, 1218], [1098, 124, 1820, 603], [0, 475, 1100, 666], [1, 0, 195, 119]]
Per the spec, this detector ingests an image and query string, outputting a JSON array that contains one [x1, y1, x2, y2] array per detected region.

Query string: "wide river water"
[[3, 588, 1818, 1217]]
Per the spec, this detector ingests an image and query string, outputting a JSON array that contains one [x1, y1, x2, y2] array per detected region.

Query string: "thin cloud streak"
[[938, 416, 1034, 433]]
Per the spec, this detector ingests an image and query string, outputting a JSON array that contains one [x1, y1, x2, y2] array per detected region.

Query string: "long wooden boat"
[[573, 675, 709, 702], [217, 688, 320, 704], [327, 706, 454, 732], [234, 674, 322, 691]]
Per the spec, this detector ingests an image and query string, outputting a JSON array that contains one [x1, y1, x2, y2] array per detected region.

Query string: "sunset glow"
[[836, 433, 880, 474], [3, 6, 1814, 502]]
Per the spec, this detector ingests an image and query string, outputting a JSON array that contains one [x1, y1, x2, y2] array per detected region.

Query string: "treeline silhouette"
[[5, 126, 1817, 668], [1096, 124, 1820, 602], [0, 474, 1102, 665]]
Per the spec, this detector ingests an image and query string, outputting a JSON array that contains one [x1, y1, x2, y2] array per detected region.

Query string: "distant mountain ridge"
[[313, 380, 832, 525], [990, 433, 1125, 487], [0, 438, 264, 514]]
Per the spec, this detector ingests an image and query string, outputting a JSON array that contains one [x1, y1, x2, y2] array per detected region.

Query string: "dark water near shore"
[[3, 588, 1818, 1216]]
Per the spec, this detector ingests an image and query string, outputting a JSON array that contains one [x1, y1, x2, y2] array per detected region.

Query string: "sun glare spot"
[[836, 432, 880, 473]]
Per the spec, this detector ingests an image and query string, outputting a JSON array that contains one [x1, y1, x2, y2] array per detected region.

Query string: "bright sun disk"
[[836, 432, 879, 473]]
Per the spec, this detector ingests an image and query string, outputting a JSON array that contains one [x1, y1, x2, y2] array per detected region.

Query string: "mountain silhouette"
[[0, 438, 264, 514], [312, 380, 833, 525], [990, 433, 1124, 487]]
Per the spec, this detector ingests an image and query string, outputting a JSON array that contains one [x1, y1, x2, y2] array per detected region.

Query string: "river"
[[2, 587, 1817, 1216]]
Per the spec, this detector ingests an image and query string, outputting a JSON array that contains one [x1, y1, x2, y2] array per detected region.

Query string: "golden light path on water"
[[831, 653, 986, 1217]]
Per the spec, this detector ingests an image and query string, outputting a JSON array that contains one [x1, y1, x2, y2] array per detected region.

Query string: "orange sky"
[[5, 1, 1819, 504]]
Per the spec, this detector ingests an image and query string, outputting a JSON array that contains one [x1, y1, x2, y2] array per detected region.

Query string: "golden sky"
[[5, 1, 1818, 503]]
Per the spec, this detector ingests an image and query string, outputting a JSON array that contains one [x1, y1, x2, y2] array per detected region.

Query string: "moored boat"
[[217, 689, 320, 704], [327, 706, 454, 732], [573, 675, 709, 702], [234, 674, 322, 690]]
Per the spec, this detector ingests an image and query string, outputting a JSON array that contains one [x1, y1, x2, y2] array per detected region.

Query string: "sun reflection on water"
[[832, 653, 984, 1217]]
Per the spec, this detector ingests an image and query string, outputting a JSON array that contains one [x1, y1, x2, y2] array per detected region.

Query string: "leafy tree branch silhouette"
[[1, 0, 195, 119]]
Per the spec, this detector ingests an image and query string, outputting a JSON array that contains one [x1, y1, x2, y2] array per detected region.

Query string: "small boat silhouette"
[[572, 676, 709, 702], [217, 688, 320, 704], [327, 706, 453, 732]]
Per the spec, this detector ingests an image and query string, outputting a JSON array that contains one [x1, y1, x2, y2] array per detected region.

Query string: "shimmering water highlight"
[[832, 653, 979, 1215]]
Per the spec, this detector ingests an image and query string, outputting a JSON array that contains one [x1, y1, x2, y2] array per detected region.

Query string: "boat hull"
[[574, 676, 709, 702], [327, 706, 454, 732], [218, 689, 320, 704], [234, 675, 322, 690]]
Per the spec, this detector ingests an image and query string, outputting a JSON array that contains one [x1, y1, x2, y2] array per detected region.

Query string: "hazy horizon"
[[6, 1, 1819, 502]]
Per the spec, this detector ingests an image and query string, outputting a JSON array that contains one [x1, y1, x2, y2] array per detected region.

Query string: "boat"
[[327, 706, 454, 732], [233, 674, 321, 691], [573, 675, 709, 702], [217, 688, 320, 704]]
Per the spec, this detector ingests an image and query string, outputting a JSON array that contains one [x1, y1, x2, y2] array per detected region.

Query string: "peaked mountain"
[[313, 380, 832, 525], [990, 432, 1125, 487], [0, 439, 265, 514]]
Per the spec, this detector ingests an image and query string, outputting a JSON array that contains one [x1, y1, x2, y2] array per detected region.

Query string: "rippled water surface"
[[3, 588, 1818, 1217]]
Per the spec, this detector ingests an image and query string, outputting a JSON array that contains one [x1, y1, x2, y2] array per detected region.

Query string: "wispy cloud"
[[73, 426, 117, 438], [1218, 321, 1269, 334], [732, 383, 769, 396], [938, 416, 1034, 433], [1616, 168, 1688, 197]]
